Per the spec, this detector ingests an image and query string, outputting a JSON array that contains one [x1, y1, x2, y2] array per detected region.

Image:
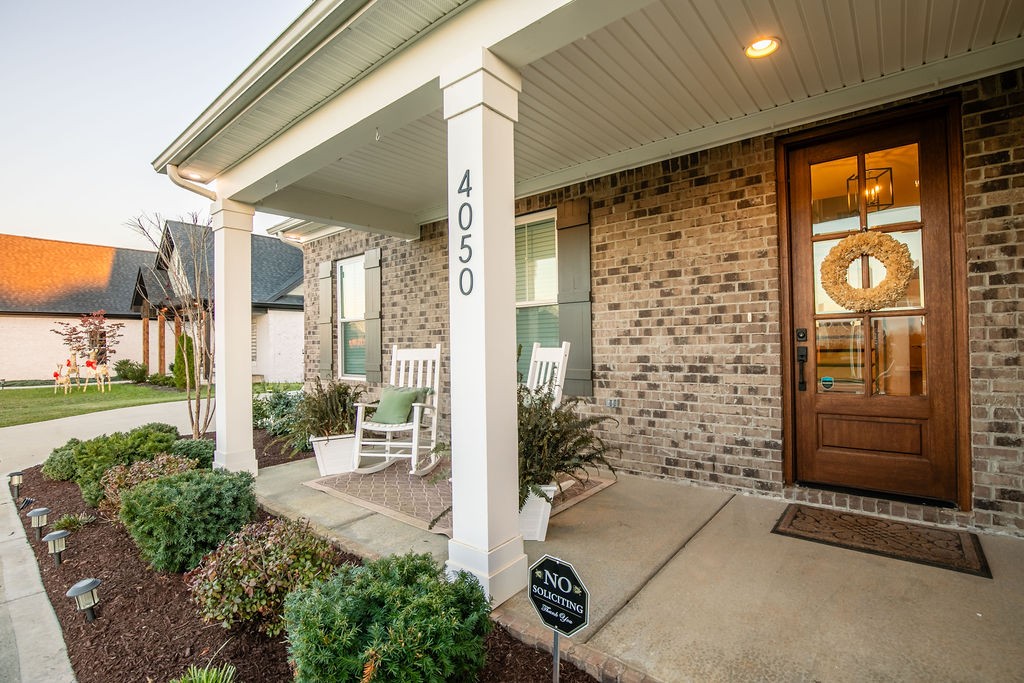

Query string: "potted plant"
[[287, 378, 365, 476], [517, 384, 618, 541]]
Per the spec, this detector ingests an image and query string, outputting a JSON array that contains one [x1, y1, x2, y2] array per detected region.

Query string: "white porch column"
[[441, 48, 526, 606], [210, 198, 257, 475]]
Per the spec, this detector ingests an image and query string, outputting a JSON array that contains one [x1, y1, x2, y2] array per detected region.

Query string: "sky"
[[0, 1, 313, 251]]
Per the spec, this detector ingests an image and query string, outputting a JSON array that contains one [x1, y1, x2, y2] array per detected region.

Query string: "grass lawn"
[[0, 384, 193, 428]]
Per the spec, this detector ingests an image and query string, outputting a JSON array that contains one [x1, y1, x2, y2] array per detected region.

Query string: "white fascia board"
[[513, 38, 1024, 199], [153, 0, 374, 173], [216, 0, 650, 204], [255, 186, 420, 240]]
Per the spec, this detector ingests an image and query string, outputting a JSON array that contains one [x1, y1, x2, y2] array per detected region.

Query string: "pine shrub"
[[173, 335, 196, 390], [171, 438, 215, 469], [42, 438, 83, 481], [100, 454, 199, 516], [113, 359, 148, 383], [120, 469, 256, 573], [185, 518, 340, 636], [74, 424, 178, 507], [284, 553, 492, 682]]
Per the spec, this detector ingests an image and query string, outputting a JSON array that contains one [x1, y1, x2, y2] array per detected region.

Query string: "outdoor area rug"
[[772, 504, 992, 578], [305, 466, 615, 539]]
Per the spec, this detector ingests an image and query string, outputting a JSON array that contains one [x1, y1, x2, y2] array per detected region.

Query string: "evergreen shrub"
[[100, 454, 199, 516], [74, 424, 178, 507], [185, 518, 340, 636], [284, 553, 492, 682], [41, 438, 83, 481], [113, 359, 148, 383], [173, 335, 196, 390], [120, 469, 256, 573], [171, 438, 215, 469]]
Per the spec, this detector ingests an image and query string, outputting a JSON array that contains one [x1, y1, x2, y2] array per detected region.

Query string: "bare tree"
[[127, 213, 216, 439]]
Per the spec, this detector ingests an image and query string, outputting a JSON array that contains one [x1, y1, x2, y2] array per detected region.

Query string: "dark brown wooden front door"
[[787, 110, 959, 503]]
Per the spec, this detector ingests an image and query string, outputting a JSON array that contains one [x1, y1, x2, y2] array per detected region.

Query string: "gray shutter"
[[317, 261, 334, 380], [556, 198, 593, 396], [364, 248, 383, 383]]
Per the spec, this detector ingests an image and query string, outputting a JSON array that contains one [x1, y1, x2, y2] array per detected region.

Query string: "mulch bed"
[[14, 429, 596, 682]]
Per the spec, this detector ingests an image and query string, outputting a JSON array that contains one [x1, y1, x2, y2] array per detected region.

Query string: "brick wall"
[[962, 68, 1024, 533], [299, 68, 1023, 536]]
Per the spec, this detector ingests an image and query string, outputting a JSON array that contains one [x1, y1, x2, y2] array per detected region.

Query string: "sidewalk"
[[0, 401, 196, 683]]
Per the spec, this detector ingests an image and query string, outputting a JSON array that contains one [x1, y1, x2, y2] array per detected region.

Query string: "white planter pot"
[[519, 484, 558, 542], [310, 434, 356, 477]]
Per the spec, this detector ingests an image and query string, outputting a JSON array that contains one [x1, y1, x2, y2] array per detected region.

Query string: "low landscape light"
[[66, 578, 102, 622], [27, 507, 50, 541], [8, 471, 22, 498], [43, 530, 71, 566]]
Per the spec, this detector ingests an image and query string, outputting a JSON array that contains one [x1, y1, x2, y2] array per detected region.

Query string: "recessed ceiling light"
[[745, 37, 780, 59]]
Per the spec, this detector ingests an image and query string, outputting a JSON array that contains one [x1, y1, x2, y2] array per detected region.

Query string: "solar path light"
[[43, 530, 71, 566], [27, 507, 50, 541], [66, 578, 102, 622], [8, 471, 22, 499]]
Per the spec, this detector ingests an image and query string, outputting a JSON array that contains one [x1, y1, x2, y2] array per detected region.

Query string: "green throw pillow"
[[372, 386, 428, 424]]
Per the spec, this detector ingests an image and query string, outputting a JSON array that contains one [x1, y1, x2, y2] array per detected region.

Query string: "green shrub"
[[120, 469, 256, 572], [42, 438, 83, 481], [169, 663, 236, 683], [100, 454, 199, 516], [173, 335, 196, 390], [113, 359, 148, 383], [284, 553, 492, 682], [52, 512, 96, 532], [252, 389, 303, 437], [74, 424, 178, 507], [171, 438, 215, 469], [186, 518, 339, 636], [147, 372, 178, 388]]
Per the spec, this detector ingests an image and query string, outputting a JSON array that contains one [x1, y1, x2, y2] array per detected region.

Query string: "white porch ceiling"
[[164, 0, 1024, 236]]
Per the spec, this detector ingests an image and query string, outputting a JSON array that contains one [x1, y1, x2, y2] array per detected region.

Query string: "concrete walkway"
[[3, 402, 1023, 682], [258, 460, 1024, 683]]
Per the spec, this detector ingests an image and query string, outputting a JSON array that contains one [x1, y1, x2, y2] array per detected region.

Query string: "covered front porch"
[[152, 0, 1024, 605], [256, 456, 1024, 681]]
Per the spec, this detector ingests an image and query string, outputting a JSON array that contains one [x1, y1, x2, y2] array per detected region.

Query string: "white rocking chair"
[[353, 344, 442, 476], [525, 341, 571, 407]]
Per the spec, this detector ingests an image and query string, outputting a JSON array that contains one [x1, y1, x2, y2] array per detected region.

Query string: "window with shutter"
[[515, 211, 559, 378], [336, 255, 366, 377]]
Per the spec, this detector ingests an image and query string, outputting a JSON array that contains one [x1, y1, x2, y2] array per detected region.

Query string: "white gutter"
[[165, 164, 218, 201]]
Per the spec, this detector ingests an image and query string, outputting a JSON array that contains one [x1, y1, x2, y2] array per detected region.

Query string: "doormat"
[[772, 504, 991, 578], [305, 467, 615, 539]]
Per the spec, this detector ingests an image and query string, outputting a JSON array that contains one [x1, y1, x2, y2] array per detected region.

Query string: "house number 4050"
[[456, 169, 474, 296]]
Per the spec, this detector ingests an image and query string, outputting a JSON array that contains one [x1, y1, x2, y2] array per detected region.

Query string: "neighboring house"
[[131, 221, 305, 383], [0, 234, 158, 381], [150, 0, 1024, 604]]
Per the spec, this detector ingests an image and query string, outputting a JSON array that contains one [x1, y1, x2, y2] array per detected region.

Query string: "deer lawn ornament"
[[53, 365, 72, 395], [65, 354, 84, 390], [84, 350, 111, 393]]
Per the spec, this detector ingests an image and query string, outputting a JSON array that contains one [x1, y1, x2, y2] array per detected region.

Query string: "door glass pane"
[[865, 229, 924, 310], [865, 144, 920, 228], [816, 319, 864, 394], [811, 156, 859, 235], [813, 238, 863, 314], [872, 316, 926, 396]]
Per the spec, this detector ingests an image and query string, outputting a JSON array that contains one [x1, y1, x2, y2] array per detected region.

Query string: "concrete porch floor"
[[258, 458, 1024, 683]]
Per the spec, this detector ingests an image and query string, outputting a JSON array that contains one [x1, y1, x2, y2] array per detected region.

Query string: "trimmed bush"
[[173, 335, 196, 390], [42, 438, 83, 481], [185, 518, 339, 636], [171, 439, 215, 469], [284, 553, 492, 682], [100, 454, 199, 516], [74, 424, 178, 507], [120, 469, 256, 572], [113, 359, 148, 383], [147, 373, 178, 388]]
